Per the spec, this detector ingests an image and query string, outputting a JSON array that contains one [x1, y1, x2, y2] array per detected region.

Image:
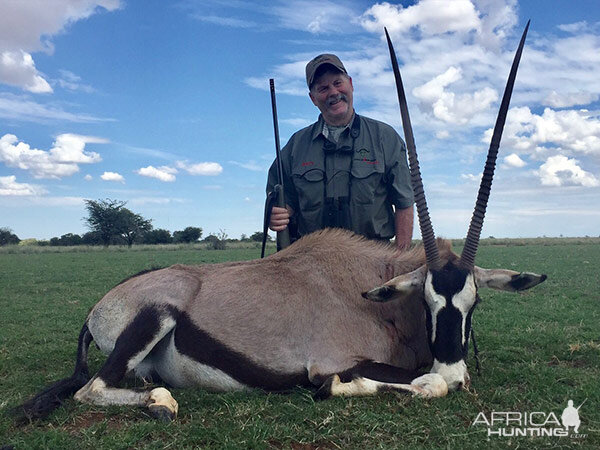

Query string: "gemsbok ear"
[[474, 267, 547, 292], [362, 266, 427, 302]]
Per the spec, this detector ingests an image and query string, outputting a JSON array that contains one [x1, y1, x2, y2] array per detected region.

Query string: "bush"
[[250, 231, 272, 242], [82, 231, 103, 246], [0, 227, 20, 246], [143, 229, 173, 244], [173, 226, 202, 243], [48, 233, 84, 246], [18, 238, 38, 246], [205, 229, 227, 250]]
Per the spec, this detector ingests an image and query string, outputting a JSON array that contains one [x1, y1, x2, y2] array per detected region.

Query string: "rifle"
[[261, 79, 290, 257]]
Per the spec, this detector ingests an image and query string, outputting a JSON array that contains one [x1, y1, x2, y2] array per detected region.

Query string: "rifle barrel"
[[270, 79, 284, 186], [268, 78, 290, 250]]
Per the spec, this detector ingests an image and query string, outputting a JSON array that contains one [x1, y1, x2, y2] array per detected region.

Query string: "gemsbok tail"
[[12, 322, 93, 424]]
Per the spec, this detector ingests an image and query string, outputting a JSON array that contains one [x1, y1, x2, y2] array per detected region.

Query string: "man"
[[267, 54, 414, 248]]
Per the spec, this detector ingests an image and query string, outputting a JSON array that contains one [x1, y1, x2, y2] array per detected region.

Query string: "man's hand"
[[269, 206, 293, 232]]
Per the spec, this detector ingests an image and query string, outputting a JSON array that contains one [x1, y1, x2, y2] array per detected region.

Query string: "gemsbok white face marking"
[[423, 273, 443, 344], [422, 263, 478, 390], [449, 273, 477, 348]]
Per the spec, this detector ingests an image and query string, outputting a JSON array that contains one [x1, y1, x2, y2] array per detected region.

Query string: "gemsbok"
[[16, 22, 545, 423]]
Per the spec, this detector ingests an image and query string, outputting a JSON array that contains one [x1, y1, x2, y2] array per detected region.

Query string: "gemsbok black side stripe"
[[174, 312, 310, 391]]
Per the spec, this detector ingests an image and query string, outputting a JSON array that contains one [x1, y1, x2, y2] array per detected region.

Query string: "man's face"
[[309, 69, 354, 126]]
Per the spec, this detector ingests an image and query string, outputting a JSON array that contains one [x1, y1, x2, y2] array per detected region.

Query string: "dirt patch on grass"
[[61, 410, 126, 435], [268, 439, 339, 449], [547, 355, 589, 368]]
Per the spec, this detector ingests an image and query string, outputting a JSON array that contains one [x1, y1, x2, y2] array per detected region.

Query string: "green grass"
[[1, 241, 598, 449]]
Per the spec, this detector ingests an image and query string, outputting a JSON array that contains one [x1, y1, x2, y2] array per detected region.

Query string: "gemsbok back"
[[16, 22, 545, 423]]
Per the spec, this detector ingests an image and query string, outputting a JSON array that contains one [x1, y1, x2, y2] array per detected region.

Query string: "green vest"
[[267, 114, 413, 240]]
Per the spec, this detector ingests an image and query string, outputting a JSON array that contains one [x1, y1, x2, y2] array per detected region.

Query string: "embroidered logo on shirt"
[[355, 148, 378, 164]]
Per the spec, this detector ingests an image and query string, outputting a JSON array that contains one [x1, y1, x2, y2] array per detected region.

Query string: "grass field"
[[0, 240, 598, 449]]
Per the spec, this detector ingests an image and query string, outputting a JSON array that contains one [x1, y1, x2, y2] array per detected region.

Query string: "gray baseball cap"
[[305, 54, 347, 88]]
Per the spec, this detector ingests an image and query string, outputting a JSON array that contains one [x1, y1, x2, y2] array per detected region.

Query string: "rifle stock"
[[269, 78, 291, 250]]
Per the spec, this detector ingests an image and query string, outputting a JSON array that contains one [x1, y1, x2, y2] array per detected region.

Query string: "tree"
[[84, 199, 126, 246], [143, 229, 173, 245], [0, 227, 20, 246], [250, 231, 272, 242], [117, 209, 152, 247], [83, 199, 152, 247], [173, 226, 202, 243]]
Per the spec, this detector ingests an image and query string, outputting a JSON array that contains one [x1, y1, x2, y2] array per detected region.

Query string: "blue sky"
[[1, 0, 599, 240]]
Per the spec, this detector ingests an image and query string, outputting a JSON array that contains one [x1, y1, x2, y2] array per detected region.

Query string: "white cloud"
[[360, 0, 480, 36], [281, 117, 313, 128], [543, 90, 599, 108], [0, 93, 114, 123], [192, 15, 257, 28], [84, 174, 92, 181], [129, 197, 186, 206], [0, 195, 84, 207], [100, 171, 124, 183], [50, 133, 105, 163], [487, 107, 600, 157], [56, 69, 95, 92], [503, 153, 526, 168], [536, 155, 599, 187], [272, 1, 358, 34], [0, 0, 122, 53], [0, 133, 104, 179], [557, 21, 589, 34], [461, 173, 482, 182], [176, 161, 223, 176], [136, 165, 177, 182], [413, 66, 498, 125], [0, 50, 52, 93], [0, 0, 121, 92], [0, 175, 47, 196], [228, 160, 265, 172]]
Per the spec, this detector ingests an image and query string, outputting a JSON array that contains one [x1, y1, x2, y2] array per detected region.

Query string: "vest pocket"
[[351, 161, 384, 205], [292, 167, 325, 233]]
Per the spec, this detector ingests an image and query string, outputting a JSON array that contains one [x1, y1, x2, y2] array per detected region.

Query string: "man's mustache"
[[326, 94, 348, 107]]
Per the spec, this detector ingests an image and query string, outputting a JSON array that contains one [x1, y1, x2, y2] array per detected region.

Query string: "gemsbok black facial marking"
[[427, 262, 474, 364]]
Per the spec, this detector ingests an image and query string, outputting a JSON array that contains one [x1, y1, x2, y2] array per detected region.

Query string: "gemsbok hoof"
[[313, 375, 336, 401], [409, 373, 448, 398], [147, 388, 178, 422]]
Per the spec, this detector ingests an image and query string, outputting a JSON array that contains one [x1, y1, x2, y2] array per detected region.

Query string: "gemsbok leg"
[[314, 361, 448, 399], [74, 306, 179, 421]]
